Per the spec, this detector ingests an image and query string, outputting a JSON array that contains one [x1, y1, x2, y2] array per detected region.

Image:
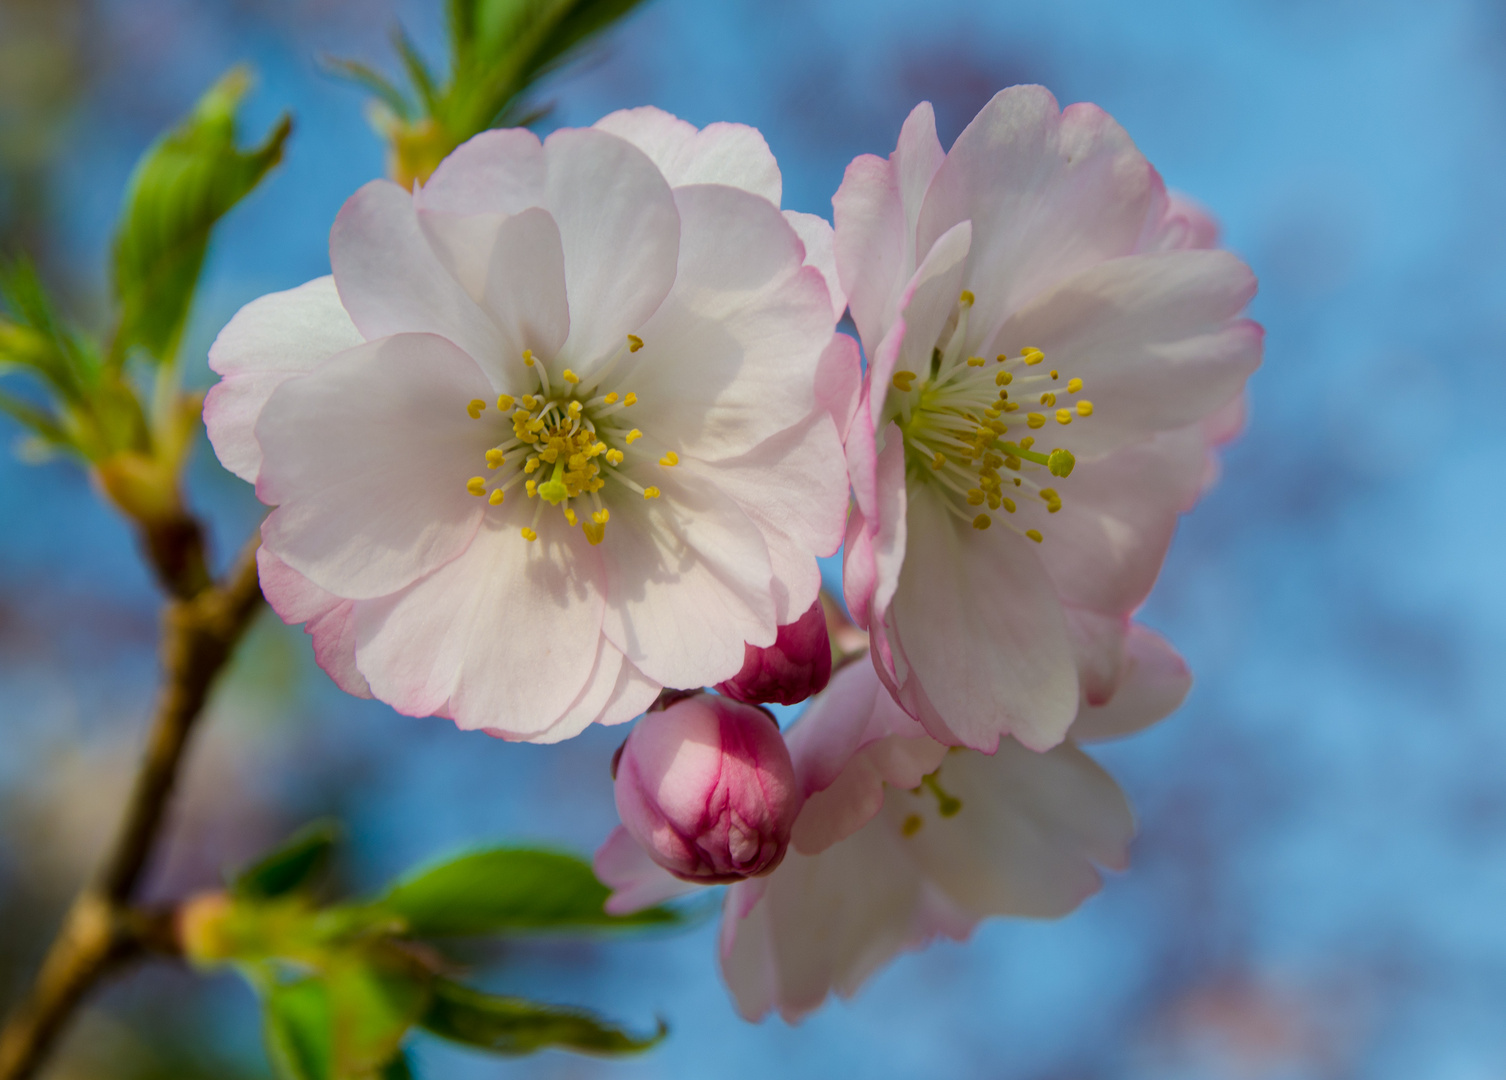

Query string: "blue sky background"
[[3, 0, 1506, 1076]]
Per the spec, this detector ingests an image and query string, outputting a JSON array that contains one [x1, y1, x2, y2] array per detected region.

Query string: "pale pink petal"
[[594, 827, 699, 916], [889, 484, 1077, 752], [416, 127, 546, 215], [893, 739, 1136, 915], [256, 334, 494, 599], [256, 546, 371, 698], [783, 658, 929, 799], [415, 206, 570, 366], [1036, 424, 1208, 617], [792, 732, 946, 855], [1072, 622, 1191, 742], [353, 515, 606, 735], [1064, 607, 1129, 707], [599, 471, 776, 690], [598, 659, 663, 726], [330, 181, 508, 377], [1138, 187, 1221, 253], [593, 106, 782, 204], [989, 249, 1263, 457], [783, 210, 845, 320], [497, 636, 623, 745], [204, 276, 362, 483], [834, 102, 945, 357], [844, 427, 907, 630], [814, 332, 861, 441], [916, 87, 1158, 348], [627, 184, 834, 461], [681, 413, 846, 624]]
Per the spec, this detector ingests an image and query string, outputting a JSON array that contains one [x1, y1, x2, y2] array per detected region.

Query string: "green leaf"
[[112, 66, 291, 366], [373, 847, 677, 936], [319, 57, 415, 122], [264, 977, 334, 1080], [232, 821, 342, 902], [419, 978, 663, 1057]]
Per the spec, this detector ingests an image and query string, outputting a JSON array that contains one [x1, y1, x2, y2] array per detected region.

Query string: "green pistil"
[[537, 459, 569, 505]]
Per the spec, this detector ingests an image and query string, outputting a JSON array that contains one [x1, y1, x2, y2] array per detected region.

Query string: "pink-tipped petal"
[[1072, 622, 1191, 742], [594, 107, 782, 203]]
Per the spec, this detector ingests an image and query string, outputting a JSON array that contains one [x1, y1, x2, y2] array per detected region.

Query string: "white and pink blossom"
[[838, 86, 1261, 753], [204, 114, 850, 742]]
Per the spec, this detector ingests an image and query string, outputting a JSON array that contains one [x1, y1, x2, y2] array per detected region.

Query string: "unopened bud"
[[613, 693, 799, 883], [716, 600, 832, 707]]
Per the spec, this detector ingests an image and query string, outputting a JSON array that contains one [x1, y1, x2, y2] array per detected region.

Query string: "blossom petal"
[[204, 276, 363, 483], [893, 738, 1136, 915], [814, 332, 862, 441], [990, 249, 1262, 456], [890, 484, 1077, 752], [627, 183, 834, 460], [916, 86, 1157, 346], [1073, 622, 1191, 742], [353, 515, 606, 734], [599, 470, 776, 689], [784, 210, 845, 320], [539, 128, 681, 370], [256, 333, 494, 599], [256, 547, 371, 698], [330, 181, 507, 376], [593, 106, 782, 203], [834, 101, 945, 357], [416, 127, 547, 215], [594, 826, 699, 916], [681, 413, 847, 623]]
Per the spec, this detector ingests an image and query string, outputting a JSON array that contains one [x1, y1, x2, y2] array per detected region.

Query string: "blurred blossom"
[[603, 692, 799, 886]]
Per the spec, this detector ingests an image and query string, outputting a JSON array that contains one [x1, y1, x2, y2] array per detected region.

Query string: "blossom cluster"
[[207, 87, 1260, 1020]]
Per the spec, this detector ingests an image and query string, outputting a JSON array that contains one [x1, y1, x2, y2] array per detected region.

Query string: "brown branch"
[[0, 536, 264, 1080]]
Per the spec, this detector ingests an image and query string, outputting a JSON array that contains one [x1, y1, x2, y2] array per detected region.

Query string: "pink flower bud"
[[613, 693, 799, 883], [716, 599, 833, 707]]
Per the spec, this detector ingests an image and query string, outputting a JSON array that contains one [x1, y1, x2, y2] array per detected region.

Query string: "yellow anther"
[[1027, 413, 1046, 429], [467, 399, 486, 419], [1076, 400, 1094, 417], [1020, 437, 1035, 450], [1040, 392, 1056, 406], [488, 489, 504, 505], [524, 458, 540, 474], [1022, 347, 1045, 366], [605, 448, 624, 465], [466, 477, 487, 496], [592, 508, 609, 525], [1067, 378, 1083, 394], [1040, 487, 1059, 502], [643, 486, 661, 499], [522, 349, 535, 367], [626, 429, 643, 444], [930, 451, 947, 469], [972, 513, 991, 530], [966, 356, 986, 367], [525, 479, 538, 497], [659, 451, 679, 467], [497, 394, 514, 410], [628, 334, 644, 352], [1026, 529, 1043, 543], [1001, 497, 1016, 513], [995, 354, 1008, 364], [1056, 409, 1073, 425], [527, 418, 545, 433], [521, 395, 538, 410], [959, 290, 975, 307], [987, 493, 1001, 510], [623, 392, 638, 406], [966, 488, 985, 506], [1050, 370, 1059, 380], [901, 814, 923, 837], [583, 520, 605, 545], [984, 406, 1002, 419], [591, 442, 607, 455], [604, 392, 619, 405], [892, 370, 917, 392], [485, 449, 505, 469], [1047, 449, 1075, 477], [1003, 402, 1019, 412], [521, 527, 538, 541], [564, 507, 578, 526], [995, 370, 1013, 386], [563, 369, 580, 384], [1004, 455, 1021, 471]]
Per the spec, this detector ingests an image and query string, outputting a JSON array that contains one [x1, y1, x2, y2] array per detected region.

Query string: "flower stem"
[[0, 533, 264, 1080]]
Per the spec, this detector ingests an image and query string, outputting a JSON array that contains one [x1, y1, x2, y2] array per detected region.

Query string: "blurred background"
[[3, 0, 1505, 1076]]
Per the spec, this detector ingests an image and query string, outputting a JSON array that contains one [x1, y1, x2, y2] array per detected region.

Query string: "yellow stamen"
[[1027, 413, 1045, 429], [959, 290, 975, 307], [931, 451, 947, 469], [892, 370, 917, 392], [1067, 378, 1083, 394], [525, 479, 538, 497], [564, 507, 578, 526], [972, 513, 991, 530], [1076, 400, 1094, 417], [522, 350, 535, 367], [966, 356, 985, 367], [583, 521, 605, 545], [592, 509, 609, 525], [623, 392, 638, 406], [1056, 409, 1073, 425], [626, 429, 642, 444], [488, 490, 504, 505], [966, 488, 985, 506], [563, 369, 580, 384], [1022, 347, 1045, 366], [605, 448, 624, 465], [521, 527, 538, 541], [1050, 369, 1059, 380], [467, 399, 486, 419], [497, 394, 514, 410], [643, 486, 661, 499], [659, 451, 679, 467], [466, 477, 486, 496], [1001, 497, 1016, 513], [628, 334, 644, 352], [485, 449, 505, 469], [1040, 392, 1056, 406], [995, 370, 1013, 386], [604, 392, 619, 405], [901, 814, 923, 837], [1026, 529, 1043, 543]]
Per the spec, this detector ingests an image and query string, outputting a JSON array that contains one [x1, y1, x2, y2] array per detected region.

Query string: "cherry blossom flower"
[[838, 87, 1261, 753], [608, 692, 799, 883], [204, 115, 850, 742], [596, 631, 1187, 1019]]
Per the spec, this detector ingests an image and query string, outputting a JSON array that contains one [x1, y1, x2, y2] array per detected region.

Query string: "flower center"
[[882, 290, 1093, 544], [461, 334, 672, 545]]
